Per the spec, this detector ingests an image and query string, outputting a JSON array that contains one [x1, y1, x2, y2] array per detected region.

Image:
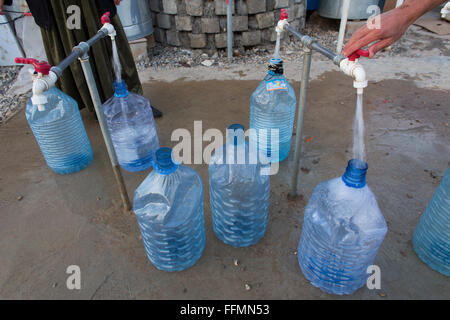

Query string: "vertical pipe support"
[[289, 46, 313, 199], [227, 0, 233, 62], [337, 0, 351, 53], [78, 51, 132, 212]]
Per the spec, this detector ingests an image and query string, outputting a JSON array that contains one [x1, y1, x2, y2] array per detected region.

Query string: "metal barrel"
[[116, 0, 154, 41], [318, 0, 384, 20]]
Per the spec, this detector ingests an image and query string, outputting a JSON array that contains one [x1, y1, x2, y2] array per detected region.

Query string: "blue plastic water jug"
[[413, 167, 449, 276], [26, 86, 93, 174], [133, 147, 205, 272], [297, 159, 388, 295], [250, 58, 296, 163], [209, 124, 270, 247], [102, 80, 159, 172]]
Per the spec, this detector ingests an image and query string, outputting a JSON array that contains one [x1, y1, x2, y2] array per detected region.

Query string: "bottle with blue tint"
[[102, 80, 159, 172], [250, 58, 296, 163], [297, 160, 388, 295], [26, 86, 93, 175], [413, 167, 449, 276], [209, 124, 270, 247], [133, 147, 205, 272]]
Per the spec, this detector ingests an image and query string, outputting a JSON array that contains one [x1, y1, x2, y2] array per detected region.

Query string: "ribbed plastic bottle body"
[[413, 168, 450, 276], [209, 141, 270, 247], [133, 165, 205, 272], [298, 177, 387, 295], [249, 72, 296, 163], [25, 87, 93, 174], [102, 91, 159, 172]]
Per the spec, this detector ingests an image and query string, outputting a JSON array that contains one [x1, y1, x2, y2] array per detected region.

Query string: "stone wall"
[[149, 0, 306, 50]]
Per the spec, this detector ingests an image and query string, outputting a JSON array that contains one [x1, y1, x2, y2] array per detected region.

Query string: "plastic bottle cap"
[[342, 159, 368, 188], [153, 147, 179, 175]]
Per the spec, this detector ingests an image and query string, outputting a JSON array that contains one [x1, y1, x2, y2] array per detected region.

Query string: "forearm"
[[399, 0, 447, 25]]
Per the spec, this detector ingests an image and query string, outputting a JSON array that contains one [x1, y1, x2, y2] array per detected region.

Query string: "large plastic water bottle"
[[250, 58, 296, 162], [26, 86, 93, 174], [297, 159, 388, 295], [102, 80, 159, 172], [133, 147, 205, 272], [413, 167, 449, 276], [209, 124, 270, 247]]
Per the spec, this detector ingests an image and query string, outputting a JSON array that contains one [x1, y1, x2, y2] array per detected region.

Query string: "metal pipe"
[[79, 53, 131, 212], [284, 24, 346, 66], [86, 29, 108, 47], [337, 0, 351, 53], [289, 47, 312, 198], [227, 0, 233, 62], [51, 30, 108, 77]]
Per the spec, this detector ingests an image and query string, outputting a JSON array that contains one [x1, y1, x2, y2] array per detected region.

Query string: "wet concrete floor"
[[0, 72, 449, 299]]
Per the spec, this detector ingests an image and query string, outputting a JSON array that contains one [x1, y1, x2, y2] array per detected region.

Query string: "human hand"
[[114, 0, 122, 5], [343, 8, 413, 58], [0, 0, 4, 12]]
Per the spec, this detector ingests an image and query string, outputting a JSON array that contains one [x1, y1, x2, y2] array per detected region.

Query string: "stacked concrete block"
[[148, 0, 306, 50]]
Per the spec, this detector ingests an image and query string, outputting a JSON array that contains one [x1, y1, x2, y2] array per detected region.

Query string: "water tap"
[[340, 49, 369, 94], [100, 12, 116, 39], [275, 9, 289, 34], [15, 58, 57, 111]]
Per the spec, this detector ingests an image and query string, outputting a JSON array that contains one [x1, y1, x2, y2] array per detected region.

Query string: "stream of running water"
[[352, 93, 366, 161]]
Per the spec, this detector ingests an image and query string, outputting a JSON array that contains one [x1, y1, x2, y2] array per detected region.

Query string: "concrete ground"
[[0, 25, 449, 299]]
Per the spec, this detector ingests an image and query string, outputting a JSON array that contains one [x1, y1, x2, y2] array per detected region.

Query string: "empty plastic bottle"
[[133, 147, 205, 272], [102, 80, 159, 172], [297, 159, 388, 295], [413, 167, 449, 276], [26, 86, 93, 174], [250, 58, 296, 162], [209, 124, 270, 247]]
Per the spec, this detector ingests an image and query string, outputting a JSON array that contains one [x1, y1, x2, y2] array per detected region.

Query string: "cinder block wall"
[[149, 0, 306, 50]]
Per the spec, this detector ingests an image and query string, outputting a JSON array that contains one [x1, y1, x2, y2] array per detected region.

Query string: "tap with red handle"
[[15, 58, 52, 75], [101, 12, 111, 25], [348, 49, 370, 62], [100, 11, 116, 38], [15, 57, 58, 110], [339, 49, 369, 93], [276, 9, 289, 33]]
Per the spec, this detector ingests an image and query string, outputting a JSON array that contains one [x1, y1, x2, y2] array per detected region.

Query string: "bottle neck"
[[153, 147, 178, 175], [114, 80, 129, 98], [342, 159, 368, 188], [268, 58, 284, 76]]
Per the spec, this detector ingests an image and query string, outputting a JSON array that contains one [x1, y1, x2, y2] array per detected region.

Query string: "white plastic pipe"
[[337, 0, 351, 53]]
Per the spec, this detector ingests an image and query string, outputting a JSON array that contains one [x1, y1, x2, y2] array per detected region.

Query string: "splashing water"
[[352, 93, 365, 161], [111, 38, 122, 82]]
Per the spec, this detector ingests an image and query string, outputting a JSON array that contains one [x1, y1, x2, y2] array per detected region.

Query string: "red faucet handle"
[[15, 57, 51, 75], [348, 49, 370, 61], [280, 9, 288, 21], [101, 11, 111, 24]]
